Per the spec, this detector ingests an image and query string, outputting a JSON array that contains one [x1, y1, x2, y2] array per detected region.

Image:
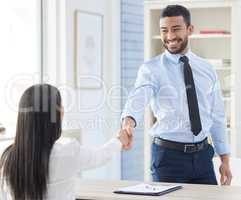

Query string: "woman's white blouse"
[[0, 137, 121, 200]]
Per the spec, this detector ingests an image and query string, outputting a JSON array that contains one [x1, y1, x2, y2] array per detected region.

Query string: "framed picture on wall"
[[74, 10, 103, 89]]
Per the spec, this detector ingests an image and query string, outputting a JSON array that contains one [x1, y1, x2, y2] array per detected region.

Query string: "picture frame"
[[74, 10, 103, 89]]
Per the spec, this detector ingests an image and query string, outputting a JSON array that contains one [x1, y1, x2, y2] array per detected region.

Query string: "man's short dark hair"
[[161, 5, 191, 26]]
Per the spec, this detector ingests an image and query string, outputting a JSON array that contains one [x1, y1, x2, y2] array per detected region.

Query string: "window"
[[0, 0, 41, 137]]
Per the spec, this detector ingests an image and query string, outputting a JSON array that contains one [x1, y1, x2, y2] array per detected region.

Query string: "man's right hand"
[[121, 117, 135, 150]]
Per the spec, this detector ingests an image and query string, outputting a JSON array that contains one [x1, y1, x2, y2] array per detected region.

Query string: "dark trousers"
[[151, 143, 218, 185]]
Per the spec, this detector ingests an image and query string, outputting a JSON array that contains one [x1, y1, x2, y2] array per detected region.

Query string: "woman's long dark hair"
[[0, 84, 62, 200]]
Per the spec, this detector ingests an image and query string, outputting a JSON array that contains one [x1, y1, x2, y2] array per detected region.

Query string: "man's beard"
[[163, 37, 188, 54]]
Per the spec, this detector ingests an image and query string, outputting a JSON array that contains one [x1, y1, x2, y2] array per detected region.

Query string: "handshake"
[[117, 129, 133, 150], [117, 117, 135, 150]]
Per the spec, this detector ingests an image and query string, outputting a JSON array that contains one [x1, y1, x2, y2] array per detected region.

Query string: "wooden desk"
[[76, 180, 241, 200]]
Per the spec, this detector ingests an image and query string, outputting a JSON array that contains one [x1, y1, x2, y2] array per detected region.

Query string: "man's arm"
[[210, 72, 232, 185], [121, 64, 158, 149]]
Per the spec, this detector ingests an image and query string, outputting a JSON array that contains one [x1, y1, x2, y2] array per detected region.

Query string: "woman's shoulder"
[[55, 137, 79, 145], [51, 137, 80, 157]]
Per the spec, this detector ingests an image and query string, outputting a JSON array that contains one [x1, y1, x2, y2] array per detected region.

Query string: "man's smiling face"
[[160, 16, 193, 54]]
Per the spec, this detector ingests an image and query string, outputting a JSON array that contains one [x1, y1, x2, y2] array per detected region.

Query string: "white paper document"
[[114, 183, 182, 196]]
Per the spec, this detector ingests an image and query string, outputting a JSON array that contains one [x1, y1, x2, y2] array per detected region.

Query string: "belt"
[[153, 137, 209, 153]]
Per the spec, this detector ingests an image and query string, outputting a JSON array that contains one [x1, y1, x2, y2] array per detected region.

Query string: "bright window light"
[[0, 0, 41, 137]]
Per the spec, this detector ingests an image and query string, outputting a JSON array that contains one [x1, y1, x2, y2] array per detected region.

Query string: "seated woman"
[[0, 84, 130, 200]]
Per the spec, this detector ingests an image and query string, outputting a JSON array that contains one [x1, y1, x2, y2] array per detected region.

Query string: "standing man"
[[121, 5, 232, 185]]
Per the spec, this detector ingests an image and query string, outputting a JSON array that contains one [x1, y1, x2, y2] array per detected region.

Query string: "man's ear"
[[188, 24, 194, 36]]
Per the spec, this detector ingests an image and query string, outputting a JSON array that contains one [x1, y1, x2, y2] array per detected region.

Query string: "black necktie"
[[180, 56, 202, 136]]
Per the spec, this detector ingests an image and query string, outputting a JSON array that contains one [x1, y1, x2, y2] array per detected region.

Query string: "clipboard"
[[113, 183, 183, 196]]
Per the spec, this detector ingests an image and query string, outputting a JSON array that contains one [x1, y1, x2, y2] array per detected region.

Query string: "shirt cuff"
[[213, 141, 230, 155], [121, 115, 137, 128], [121, 111, 139, 127]]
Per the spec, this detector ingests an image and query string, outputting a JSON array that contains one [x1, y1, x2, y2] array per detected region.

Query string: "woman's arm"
[[77, 130, 129, 170]]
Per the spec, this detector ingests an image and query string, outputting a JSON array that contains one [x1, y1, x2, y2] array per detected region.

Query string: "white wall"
[[44, 0, 122, 180]]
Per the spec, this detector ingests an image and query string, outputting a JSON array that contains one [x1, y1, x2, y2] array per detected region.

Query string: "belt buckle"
[[184, 144, 196, 153]]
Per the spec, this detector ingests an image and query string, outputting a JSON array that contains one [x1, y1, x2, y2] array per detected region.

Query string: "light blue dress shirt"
[[121, 49, 230, 155]]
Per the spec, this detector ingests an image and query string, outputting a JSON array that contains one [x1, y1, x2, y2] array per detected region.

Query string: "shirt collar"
[[164, 49, 192, 64]]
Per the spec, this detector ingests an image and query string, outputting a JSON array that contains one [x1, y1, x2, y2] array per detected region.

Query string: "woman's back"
[[1, 136, 121, 200], [47, 137, 80, 200], [0, 84, 62, 200], [0, 137, 78, 200]]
